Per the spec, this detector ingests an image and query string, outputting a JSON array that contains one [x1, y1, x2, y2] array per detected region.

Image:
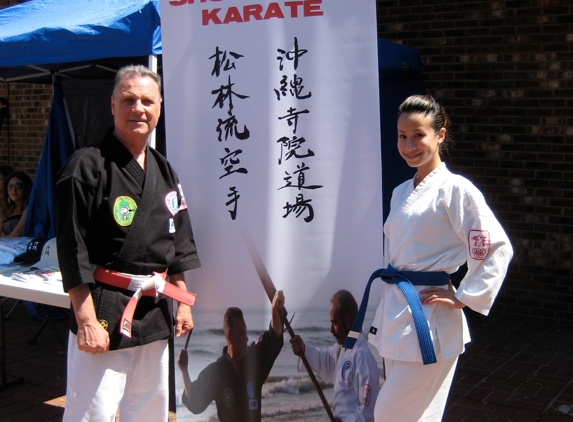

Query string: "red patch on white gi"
[[469, 230, 490, 260], [177, 183, 188, 211], [363, 384, 372, 407]]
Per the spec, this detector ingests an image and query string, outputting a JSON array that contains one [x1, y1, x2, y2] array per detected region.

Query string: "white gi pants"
[[63, 333, 169, 422], [374, 355, 458, 422]]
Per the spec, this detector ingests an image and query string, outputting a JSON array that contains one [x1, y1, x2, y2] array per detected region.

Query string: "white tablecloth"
[[0, 266, 69, 309]]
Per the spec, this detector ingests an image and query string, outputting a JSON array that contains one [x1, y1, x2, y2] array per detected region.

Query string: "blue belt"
[[343, 265, 449, 365]]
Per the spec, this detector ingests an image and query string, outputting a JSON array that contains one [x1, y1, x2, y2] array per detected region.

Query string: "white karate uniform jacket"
[[369, 163, 513, 362], [299, 333, 380, 422]]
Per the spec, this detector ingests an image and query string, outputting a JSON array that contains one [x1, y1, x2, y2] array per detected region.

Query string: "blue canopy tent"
[[0, 0, 161, 82]]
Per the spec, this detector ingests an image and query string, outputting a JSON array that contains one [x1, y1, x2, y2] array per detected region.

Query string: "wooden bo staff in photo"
[[184, 328, 193, 350], [243, 233, 336, 422]]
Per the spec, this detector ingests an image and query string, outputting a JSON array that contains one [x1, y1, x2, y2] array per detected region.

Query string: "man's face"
[[228, 318, 248, 360], [111, 75, 162, 145], [329, 303, 352, 345]]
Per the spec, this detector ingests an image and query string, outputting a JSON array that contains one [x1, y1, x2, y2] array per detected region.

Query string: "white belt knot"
[[127, 273, 166, 296]]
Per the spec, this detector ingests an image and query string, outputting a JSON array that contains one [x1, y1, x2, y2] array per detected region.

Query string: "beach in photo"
[[174, 306, 383, 421]]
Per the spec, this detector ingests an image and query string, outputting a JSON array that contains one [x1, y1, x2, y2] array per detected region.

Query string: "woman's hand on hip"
[[419, 280, 466, 309]]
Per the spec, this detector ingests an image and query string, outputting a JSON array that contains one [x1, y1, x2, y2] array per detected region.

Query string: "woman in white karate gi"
[[369, 95, 513, 421]]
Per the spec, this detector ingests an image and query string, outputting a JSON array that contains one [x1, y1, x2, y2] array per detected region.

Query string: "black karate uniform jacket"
[[182, 326, 283, 422]]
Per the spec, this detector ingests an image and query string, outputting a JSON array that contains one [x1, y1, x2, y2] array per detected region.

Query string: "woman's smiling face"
[[397, 112, 445, 177]]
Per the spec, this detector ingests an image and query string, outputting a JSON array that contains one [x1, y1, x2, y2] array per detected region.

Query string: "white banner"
[[161, 0, 382, 311]]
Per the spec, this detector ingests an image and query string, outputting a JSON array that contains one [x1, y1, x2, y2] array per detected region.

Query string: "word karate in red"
[[168, 0, 324, 26]]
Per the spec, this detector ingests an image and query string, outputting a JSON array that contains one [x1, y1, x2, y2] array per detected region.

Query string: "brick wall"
[[0, 0, 51, 176], [377, 0, 573, 319], [0, 83, 51, 176], [1, 0, 571, 318]]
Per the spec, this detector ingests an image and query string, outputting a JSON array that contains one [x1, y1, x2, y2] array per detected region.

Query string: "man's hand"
[[290, 334, 306, 357], [76, 322, 110, 354], [68, 284, 110, 354], [177, 347, 194, 402], [175, 304, 194, 337], [272, 290, 285, 311], [420, 280, 466, 309], [177, 348, 189, 371], [271, 290, 285, 335], [170, 272, 194, 337]]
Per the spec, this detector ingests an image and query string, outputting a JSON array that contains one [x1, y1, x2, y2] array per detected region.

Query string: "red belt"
[[93, 266, 197, 338]]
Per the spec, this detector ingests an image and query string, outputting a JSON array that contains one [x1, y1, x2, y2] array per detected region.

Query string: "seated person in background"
[[177, 291, 285, 422], [0, 171, 32, 238], [290, 290, 380, 422]]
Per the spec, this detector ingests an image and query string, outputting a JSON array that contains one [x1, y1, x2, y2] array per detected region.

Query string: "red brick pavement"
[[0, 298, 67, 422], [444, 311, 573, 422], [0, 298, 571, 421]]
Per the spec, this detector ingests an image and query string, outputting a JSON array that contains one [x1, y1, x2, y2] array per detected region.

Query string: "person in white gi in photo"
[[291, 290, 380, 422], [367, 94, 513, 421]]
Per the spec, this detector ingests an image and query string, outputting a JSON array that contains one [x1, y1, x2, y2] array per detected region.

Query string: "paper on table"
[[11, 267, 62, 285], [0, 263, 20, 274]]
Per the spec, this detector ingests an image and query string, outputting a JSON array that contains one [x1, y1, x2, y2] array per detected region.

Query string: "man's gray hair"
[[114, 64, 162, 96]]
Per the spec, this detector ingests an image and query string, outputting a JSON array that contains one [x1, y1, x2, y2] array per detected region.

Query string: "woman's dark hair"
[[398, 94, 454, 154]]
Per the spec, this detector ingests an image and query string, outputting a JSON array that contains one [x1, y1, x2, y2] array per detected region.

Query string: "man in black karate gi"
[[56, 65, 200, 422]]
